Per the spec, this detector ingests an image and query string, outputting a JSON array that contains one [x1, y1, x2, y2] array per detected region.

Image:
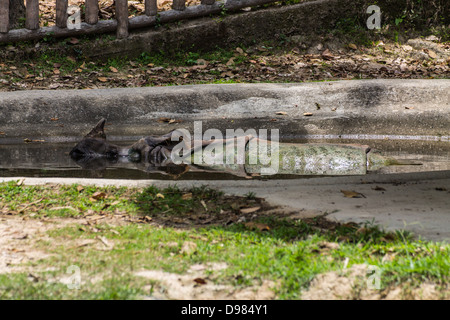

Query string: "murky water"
[[0, 136, 449, 180]]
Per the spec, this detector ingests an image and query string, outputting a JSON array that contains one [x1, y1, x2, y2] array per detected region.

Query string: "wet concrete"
[[0, 80, 449, 140]]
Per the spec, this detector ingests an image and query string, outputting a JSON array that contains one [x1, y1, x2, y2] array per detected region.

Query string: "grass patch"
[[0, 181, 448, 299]]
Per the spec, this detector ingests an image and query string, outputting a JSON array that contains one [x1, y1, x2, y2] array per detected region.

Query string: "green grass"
[[0, 181, 448, 299]]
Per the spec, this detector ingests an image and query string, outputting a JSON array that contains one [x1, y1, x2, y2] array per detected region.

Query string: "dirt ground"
[[0, 34, 448, 91]]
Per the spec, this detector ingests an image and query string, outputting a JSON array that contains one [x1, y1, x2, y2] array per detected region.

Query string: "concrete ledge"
[[0, 79, 449, 141]]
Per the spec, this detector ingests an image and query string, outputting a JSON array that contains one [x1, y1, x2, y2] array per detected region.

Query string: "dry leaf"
[[341, 190, 366, 198], [196, 59, 208, 65], [182, 193, 193, 200], [275, 111, 287, 115], [240, 207, 261, 214], [49, 206, 77, 211], [200, 200, 208, 211], [427, 50, 437, 59], [90, 191, 107, 201], [193, 278, 207, 285], [158, 117, 182, 124], [68, 37, 79, 44], [180, 241, 197, 255], [76, 185, 84, 192], [244, 222, 270, 231], [109, 66, 118, 73], [96, 236, 111, 248], [156, 193, 165, 199], [303, 112, 313, 116], [97, 77, 108, 82]]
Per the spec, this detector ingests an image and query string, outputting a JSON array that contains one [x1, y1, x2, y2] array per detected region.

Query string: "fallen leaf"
[[180, 241, 197, 255], [158, 117, 182, 124], [275, 111, 287, 115], [68, 37, 79, 44], [109, 66, 118, 73], [196, 59, 208, 65], [12, 233, 28, 240], [97, 77, 108, 82], [76, 185, 84, 192], [182, 193, 193, 200], [96, 236, 111, 248], [49, 206, 77, 211], [341, 190, 366, 198], [348, 43, 358, 50], [321, 49, 334, 60], [240, 206, 261, 214], [156, 193, 165, 199], [303, 112, 313, 116], [200, 200, 208, 211], [193, 278, 207, 285], [90, 191, 107, 201], [427, 50, 437, 59], [244, 222, 270, 231]]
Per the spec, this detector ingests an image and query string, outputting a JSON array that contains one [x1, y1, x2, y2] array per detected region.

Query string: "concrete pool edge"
[[0, 79, 449, 140]]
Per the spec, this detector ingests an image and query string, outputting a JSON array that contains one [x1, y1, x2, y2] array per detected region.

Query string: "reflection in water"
[[0, 139, 449, 180]]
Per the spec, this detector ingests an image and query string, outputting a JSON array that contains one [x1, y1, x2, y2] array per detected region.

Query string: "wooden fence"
[[0, 0, 280, 43]]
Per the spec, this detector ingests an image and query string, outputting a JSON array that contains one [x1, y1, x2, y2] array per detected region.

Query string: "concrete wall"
[[0, 80, 448, 142]]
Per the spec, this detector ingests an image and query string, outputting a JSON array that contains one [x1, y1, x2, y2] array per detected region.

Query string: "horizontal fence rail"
[[0, 0, 280, 43]]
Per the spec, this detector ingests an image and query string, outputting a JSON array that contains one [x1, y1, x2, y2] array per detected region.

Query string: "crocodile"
[[69, 118, 398, 177]]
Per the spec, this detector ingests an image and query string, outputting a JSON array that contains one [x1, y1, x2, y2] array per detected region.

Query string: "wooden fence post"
[[116, 0, 129, 39], [172, 0, 186, 11], [25, 0, 39, 30], [0, 0, 9, 33], [145, 0, 157, 16], [56, 0, 68, 28], [201, 0, 215, 5], [85, 0, 99, 24]]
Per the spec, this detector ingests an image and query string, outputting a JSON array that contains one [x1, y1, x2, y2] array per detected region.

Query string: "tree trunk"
[[9, 0, 25, 29]]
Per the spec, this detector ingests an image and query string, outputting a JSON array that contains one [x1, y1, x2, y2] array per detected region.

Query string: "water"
[[0, 136, 449, 180]]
